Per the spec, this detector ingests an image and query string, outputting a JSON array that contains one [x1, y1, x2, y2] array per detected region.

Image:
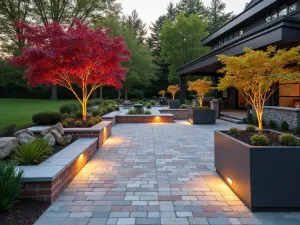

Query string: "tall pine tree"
[[206, 0, 234, 33], [125, 10, 148, 43], [176, 0, 206, 17]]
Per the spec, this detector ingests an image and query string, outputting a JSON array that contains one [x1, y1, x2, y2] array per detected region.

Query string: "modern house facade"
[[177, 0, 300, 119]]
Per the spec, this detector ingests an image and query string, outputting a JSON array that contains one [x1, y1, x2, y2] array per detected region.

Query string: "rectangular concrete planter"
[[215, 131, 300, 211], [188, 108, 216, 124], [159, 97, 168, 106], [159, 109, 188, 120], [116, 114, 174, 123], [168, 100, 180, 109]]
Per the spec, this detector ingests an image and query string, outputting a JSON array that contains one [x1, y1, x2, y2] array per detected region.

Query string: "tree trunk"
[[125, 89, 128, 100], [198, 97, 203, 108], [118, 89, 122, 101], [51, 86, 58, 99], [99, 86, 103, 100], [82, 101, 87, 121], [255, 107, 264, 134]]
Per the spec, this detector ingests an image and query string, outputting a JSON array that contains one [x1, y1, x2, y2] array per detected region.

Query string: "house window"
[[271, 10, 278, 20], [279, 84, 300, 107], [239, 28, 244, 36], [279, 6, 288, 17], [289, 3, 297, 13], [222, 89, 228, 98], [266, 13, 271, 22]]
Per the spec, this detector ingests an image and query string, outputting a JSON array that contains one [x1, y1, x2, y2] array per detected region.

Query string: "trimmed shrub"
[[32, 111, 62, 125], [115, 106, 120, 111], [203, 106, 210, 109], [180, 104, 187, 109], [62, 113, 70, 120], [268, 120, 277, 128], [279, 133, 299, 146], [128, 109, 137, 115], [281, 121, 289, 131], [59, 103, 79, 114], [74, 121, 83, 127], [87, 99, 103, 107], [0, 124, 17, 137], [294, 126, 300, 134], [92, 109, 102, 117], [150, 101, 156, 106], [87, 119, 95, 127], [250, 134, 269, 146], [12, 139, 52, 165], [228, 128, 241, 135], [246, 125, 256, 132], [144, 110, 151, 115], [146, 104, 151, 109], [62, 122, 68, 127], [0, 163, 23, 211], [106, 105, 115, 112]]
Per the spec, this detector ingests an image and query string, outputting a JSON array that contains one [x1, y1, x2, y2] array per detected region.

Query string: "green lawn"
[[0, 99, 76, 128]]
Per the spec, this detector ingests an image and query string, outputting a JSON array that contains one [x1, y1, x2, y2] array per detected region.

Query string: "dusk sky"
[[118, 0, 250, 31]]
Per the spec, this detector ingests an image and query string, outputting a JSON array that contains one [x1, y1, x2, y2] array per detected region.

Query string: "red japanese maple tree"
[[9, 20, 131, 121]]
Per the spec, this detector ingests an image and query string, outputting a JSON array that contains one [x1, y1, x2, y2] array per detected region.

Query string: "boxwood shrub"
[[32, 111, 62, 125]]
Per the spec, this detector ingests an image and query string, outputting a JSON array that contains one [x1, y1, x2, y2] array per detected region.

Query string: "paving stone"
[[161, 217, 189, 224], [88, 218, 107, 225], [188, 217, 209, 225], [61, 218, 90, 225], [135, 218, 161, 225], [117, 218, 135, 225], [69, 212, 93, 218]]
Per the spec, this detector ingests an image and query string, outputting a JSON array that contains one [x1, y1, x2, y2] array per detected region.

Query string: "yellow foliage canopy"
[[188, 77, 214, 108], [167, 85, 180, 100], [159, 90, 166, 97], [217, 46, 300, 132]]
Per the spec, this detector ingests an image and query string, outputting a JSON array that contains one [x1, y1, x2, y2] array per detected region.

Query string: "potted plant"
[[215, 46, 300, 211], [187, 77, 215, 124], [167, 85, 180, 109], [158, 90, 167, 106]]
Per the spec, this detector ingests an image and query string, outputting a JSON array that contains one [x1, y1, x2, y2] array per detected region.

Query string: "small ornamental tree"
[[188, 77, 214, 108], [159, 90, 166, 97], [218, 46, 300, 133], [9, 20, 131, 121], [167, 85, 180, 100]]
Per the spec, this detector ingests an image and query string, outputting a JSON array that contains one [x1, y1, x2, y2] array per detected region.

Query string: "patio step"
[[219, 116, 245, 124]]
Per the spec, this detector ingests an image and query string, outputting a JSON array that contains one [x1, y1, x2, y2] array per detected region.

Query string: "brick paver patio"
[[35, 120, 300, 225]]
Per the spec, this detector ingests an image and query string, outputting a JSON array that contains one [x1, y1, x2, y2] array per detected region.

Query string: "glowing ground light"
[[227, 177, 233, 186]]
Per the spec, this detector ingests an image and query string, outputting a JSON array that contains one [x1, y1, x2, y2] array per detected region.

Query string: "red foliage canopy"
[[9, 20, 131, 89]]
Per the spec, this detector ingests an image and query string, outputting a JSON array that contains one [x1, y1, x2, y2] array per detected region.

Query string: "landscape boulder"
[[64, 135, 72, 144], [41, 122, 64, 136], [50, 130, 64, 145], [18, 133, 35, 144], [0, 137, 19, 159], [14, 128, 35, 138], [43, 133, 56, 146]]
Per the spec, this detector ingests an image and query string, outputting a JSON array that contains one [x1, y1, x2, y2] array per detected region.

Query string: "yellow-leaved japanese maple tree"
[[167, 85, 180, 100], [188, 77, 214, 108], [159, 90, 166, 97], [218, 46, 300, 133]]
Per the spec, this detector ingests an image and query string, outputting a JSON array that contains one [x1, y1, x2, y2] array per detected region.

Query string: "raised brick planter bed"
[[159, 109, 188, 120], [21, 121, 112, 203], [116, 114, 174, 123]]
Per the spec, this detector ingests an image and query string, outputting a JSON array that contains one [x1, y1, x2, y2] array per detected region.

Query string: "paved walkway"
[[35, 120, 300, 225]]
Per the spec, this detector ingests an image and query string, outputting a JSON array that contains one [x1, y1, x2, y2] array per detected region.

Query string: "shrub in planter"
[[59, 103, 79, 114], [144, 110, 151, 115], [115, 106, 120, 111], [87, 99, 102, 107], [74, 121, 83, 127], [146, 104, 151, 109], [62, 113, 70, 120], [32, 111, 62, 125], [246, 125, 256, 132], [279, 134, 299, 146], [87, 119, 95, 127], [0, 162, 23, 211], [92, 109, 102, 117], [0, 124, 17, 137], [95, 115, 102, 122], [128, 109, 137, 115], [268, 120, 277, 128], [150, 101, 156, 106], [281, 121, 289, 131], [180, 104, 187, 109], [294, 126, 300, 134], [228, 128, 241, 134], [12, 139, 52, 165], [250, 134, 269, 146], [62, 121, 68, 127]]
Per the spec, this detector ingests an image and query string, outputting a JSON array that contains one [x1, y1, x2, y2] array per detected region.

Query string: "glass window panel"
[[271, 10, 278, 20], [279, 7, 288, 17], [289, 3, 297, 13]]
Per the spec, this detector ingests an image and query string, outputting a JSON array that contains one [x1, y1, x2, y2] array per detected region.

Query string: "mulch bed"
[[224, 130, 284, 146], [0, 199, 50, 225]]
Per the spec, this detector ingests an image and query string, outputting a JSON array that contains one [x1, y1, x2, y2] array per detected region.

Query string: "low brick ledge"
[[116, 114, 174, 123], [159, 109, 188, 120]]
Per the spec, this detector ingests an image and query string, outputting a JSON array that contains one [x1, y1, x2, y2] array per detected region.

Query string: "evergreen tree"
[[125, 10, 148, 43], [176, 0, 206, 17], [166, 2, 178, 22], [206, 0, 234, 33]]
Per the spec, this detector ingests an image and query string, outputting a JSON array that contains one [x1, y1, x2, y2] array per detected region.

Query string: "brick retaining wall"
[[116, 115, 174, 123], [159, 109, 188, 120]]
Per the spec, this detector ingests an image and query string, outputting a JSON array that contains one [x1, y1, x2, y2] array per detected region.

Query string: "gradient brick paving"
[[35, 120, 300, 225]]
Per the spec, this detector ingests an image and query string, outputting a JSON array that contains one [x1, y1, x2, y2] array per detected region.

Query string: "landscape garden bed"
[[215, 130, 300, 211]]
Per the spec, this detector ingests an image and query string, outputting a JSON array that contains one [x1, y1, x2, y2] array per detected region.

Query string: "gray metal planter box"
[[168, 100, 180, 109], [215, 131, 300, 211], [188, 108, 216, 124], [159, 97, 168, 106]]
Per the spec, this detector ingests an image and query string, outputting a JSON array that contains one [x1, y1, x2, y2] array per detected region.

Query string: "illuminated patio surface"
[[35, 120, 300, 225]]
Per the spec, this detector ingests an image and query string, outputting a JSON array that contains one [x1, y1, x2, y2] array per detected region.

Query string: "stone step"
[[219, 116, 245, 124]]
